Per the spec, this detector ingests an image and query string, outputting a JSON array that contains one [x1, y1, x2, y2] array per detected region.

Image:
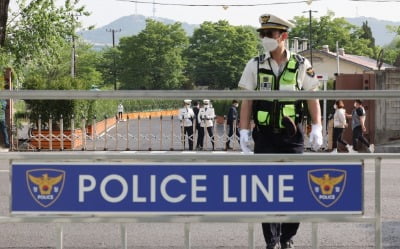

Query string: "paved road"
[[17, 117, 241, 152], [0, 157, 399, 248]]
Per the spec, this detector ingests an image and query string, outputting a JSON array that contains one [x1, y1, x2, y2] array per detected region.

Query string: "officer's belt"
[[255, 124, 287, 134]]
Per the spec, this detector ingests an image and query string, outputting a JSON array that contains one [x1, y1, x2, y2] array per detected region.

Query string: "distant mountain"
[[80, 15, 399, 49], [345, 17, 399, 46], [79, 14, 198, 48]]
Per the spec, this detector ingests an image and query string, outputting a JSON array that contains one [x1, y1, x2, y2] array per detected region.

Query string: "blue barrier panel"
[[11, 163, 362, 214]]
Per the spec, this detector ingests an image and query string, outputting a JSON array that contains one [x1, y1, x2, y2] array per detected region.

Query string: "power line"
[[116, 0, 319, 7], [350, 0, 400, 2]]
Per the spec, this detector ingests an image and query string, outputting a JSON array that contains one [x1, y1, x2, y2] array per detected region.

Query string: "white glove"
[[239, 129, 252, 153], [309, 124, 323, 151]]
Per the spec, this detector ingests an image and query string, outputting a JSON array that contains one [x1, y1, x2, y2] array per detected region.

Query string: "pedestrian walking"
[[348, 99, 374, 153], [331, 100, 354, 153], [0, 99, 10, 150]]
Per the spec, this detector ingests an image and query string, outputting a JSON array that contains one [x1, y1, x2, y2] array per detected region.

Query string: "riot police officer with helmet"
[[238, 13, 323, 249]]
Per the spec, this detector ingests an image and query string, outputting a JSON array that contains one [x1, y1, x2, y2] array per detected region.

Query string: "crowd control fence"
[[1, 89, 400, 249]]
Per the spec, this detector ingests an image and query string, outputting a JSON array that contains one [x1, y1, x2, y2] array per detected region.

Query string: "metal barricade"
[[2, 89, 400, 249], [2, 152, 396, 249]]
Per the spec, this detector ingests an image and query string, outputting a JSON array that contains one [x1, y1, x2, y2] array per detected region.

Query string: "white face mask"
[[333, 104, 337, 109], [262, 37, 279, 52]]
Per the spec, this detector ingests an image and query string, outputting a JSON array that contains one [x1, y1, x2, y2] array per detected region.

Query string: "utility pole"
[[71, 13, 81, 78], [106, 28, 121, 90], [302, 10, 317, 65]]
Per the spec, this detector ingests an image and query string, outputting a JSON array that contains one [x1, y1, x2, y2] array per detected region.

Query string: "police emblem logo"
[[308, 169, 346, 208], [26, 169, 66, 208], [261, 15, 270, 24]]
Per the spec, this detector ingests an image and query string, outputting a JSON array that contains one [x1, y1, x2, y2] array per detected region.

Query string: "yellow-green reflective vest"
[[253, 54, 303, 129]]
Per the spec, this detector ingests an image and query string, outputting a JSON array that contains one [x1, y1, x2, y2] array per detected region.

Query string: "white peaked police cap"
[[257, 13, 295, 32]]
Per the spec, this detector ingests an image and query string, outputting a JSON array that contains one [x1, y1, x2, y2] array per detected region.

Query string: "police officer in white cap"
[[238, 13, 323, 249], [178, 99, 195, 150], [197, 99, 216, 150]]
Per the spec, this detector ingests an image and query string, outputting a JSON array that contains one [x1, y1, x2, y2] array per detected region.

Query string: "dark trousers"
[[226, 123, 240, 148], [0, 120, 9, 148], [352, 126, 370, 150], [197, 126, 214, 150], [118, 112, 123, 120], [195, 125, 202, 149], [332, 127, 349, 149], [253, 124, 303, 247], [183, 126, 193, 150]]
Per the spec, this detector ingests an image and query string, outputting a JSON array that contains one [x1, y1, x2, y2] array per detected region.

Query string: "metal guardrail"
[[4, 152, 397, 249], [1, 89, 400, 100], [3, 89, 399, 249]]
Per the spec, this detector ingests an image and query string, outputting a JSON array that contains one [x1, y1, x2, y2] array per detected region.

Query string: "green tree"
[[22, 39, 102, 128], [382, 25, 400, 65], [118, 19, 189, 90], [291, 11, 375, 57], [96, 46, 121, 89], [361, 21, 375, 47], [1, 0, 89, 69], [185, 21, 259, 89]]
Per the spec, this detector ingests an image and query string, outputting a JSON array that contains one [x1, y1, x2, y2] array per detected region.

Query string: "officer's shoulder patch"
[[306, 67, 315, 77], [294, 54, 305, 64]]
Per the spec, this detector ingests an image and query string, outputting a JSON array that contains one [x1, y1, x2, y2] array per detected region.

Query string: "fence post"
[[49, 114, 53, 151], [160, 115, 163, 150], [71, 115, 75, 150], [181, 117, 184, 150], [38, 115, 41, 151], [126, 115, 130, 151], [115, 115, 119, 151], [56, 224, 63, 249], [223, 115, 227, 150], [104, 115, 108, 151], [248, 223, 255, 249], [60, 115, 64, 151], [170, 115, 174, 151], [120, 224, 128, 249], [312, 223, 319, 249], [149, 115, 152, 151], [81, 117, 86, 151], [184, 223, 191, 249], [92, 116, 97, 151], [137, 115, 140, 151], [375, 158, 382, 249]]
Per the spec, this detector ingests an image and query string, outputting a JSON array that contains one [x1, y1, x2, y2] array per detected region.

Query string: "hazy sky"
[[77, 0, 400, 28]]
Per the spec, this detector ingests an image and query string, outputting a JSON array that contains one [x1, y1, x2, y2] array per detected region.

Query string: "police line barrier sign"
[[11, 163, 363, 214]]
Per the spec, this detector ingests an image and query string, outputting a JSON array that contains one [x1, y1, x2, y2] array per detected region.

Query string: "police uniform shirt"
[[238, 50, 320, 91], [178, 107, 195, 127], [198, 106, 215, 128]]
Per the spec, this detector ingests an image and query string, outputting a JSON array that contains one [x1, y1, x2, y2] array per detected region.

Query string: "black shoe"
[[267, 242, 281, 249], [281, 116, 297, 137], [281, 240, 294, 249]]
